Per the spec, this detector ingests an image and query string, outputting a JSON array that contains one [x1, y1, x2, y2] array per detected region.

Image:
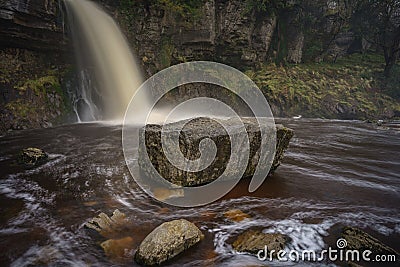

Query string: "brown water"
[[0, 119, 399, 266]]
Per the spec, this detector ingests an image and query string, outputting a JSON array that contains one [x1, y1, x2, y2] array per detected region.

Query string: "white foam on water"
[[209, 196, 399, 265]]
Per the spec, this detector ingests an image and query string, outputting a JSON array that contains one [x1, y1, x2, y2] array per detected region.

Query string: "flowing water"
[[64, 0, 145, 121], [0, 119, 399, 266]]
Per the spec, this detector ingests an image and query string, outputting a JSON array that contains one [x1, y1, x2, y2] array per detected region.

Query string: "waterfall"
[[64, 0, 145, 121]]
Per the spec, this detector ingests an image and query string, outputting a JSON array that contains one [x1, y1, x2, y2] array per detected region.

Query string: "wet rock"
[[200, 211, 217, 221], [100, 236, 135, 261], [0, 0, 66, 51], [139, 117, 293, 187], [151, 187, 184, 201], [135, 219, 204, 266], [232, 229, 289, 256], [272, 124, 295, 172], [224, 209, 251, 222], [341, 227, 399, 256], [18, 147, 48, 167], [84, 209, 128, 238]]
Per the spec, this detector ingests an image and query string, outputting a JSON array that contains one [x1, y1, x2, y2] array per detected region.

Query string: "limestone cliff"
[[0, 1, 73, 133], [0, 0, 66, 51], [0, 0, 398, 133]]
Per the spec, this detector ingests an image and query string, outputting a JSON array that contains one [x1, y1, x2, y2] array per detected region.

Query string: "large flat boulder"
[[139, 117, 293, 187]]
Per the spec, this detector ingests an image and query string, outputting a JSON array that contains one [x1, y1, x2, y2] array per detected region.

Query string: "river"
[[0, 119, 399, 266]]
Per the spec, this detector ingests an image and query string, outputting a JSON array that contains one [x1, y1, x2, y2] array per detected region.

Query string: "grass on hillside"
[[246, 53, 400, 119]]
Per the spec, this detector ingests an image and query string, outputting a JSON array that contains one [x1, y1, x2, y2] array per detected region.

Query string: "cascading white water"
[[64, 0, 145, 121]]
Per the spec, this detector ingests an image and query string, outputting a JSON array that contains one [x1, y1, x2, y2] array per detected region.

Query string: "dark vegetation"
[[244, 0, 400, 75]]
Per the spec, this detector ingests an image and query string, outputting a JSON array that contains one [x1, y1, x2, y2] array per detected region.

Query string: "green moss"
[[17, 75, 60, 95], [5, 99, 38, 118], [159, 0, 205, 18], [7, 73, 71, 123]]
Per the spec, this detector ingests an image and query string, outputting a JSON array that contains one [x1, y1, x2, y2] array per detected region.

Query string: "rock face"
[[0, 0, 66, 51], [232, 229, 289, 256], [0, 1, 71, 134], [341, 227, 399, 256], [126, 0, 278, 74], [134, 219, 204, 266], [139, 117, 293, 187], [18, 147, 48, 167], [0, 0, 386, 132], [0, 0, 72, 134]]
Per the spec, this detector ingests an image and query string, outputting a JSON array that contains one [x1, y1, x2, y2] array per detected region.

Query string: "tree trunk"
[[383, 27, 400, 77], [384, 53, 398, 76], [284, 6, 304, 64], [286, 30, 304, 64]]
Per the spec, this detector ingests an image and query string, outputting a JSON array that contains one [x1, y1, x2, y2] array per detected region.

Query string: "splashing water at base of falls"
[[64, 0, 146, 121]]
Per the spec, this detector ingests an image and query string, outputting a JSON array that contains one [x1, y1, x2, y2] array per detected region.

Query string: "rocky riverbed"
[[0, 119, 398, 266], [83, 209, 398, 266]]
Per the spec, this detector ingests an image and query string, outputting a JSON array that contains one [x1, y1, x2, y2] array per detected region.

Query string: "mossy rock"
[[18, 147, 48, 167]]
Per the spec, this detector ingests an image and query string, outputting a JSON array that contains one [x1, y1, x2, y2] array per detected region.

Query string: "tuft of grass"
[[5, 99, 38, 118], [16, 75, 60, 95]]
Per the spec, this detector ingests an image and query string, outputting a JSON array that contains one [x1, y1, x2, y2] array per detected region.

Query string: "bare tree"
[[352, 0, 400, 76]]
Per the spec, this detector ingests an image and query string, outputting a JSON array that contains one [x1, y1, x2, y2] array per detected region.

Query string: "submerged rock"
[[341, 227, 398, 256], [18, 147, 48, 167], [139, 117, 293, 187], [27, 245, 62, 266], [135, 219, 204, 265], [151, 187, 184, 201], [100, 236, 135, 261], [232, 229, 289, 256], [224, 209, 251, 222], [84, 209, 128, 238]]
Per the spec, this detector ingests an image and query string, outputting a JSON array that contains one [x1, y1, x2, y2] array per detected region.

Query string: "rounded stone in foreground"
[[134, 219, 204, 266]]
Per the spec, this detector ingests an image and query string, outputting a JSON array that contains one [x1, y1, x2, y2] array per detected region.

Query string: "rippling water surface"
[[0, 119, 399, 266]]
